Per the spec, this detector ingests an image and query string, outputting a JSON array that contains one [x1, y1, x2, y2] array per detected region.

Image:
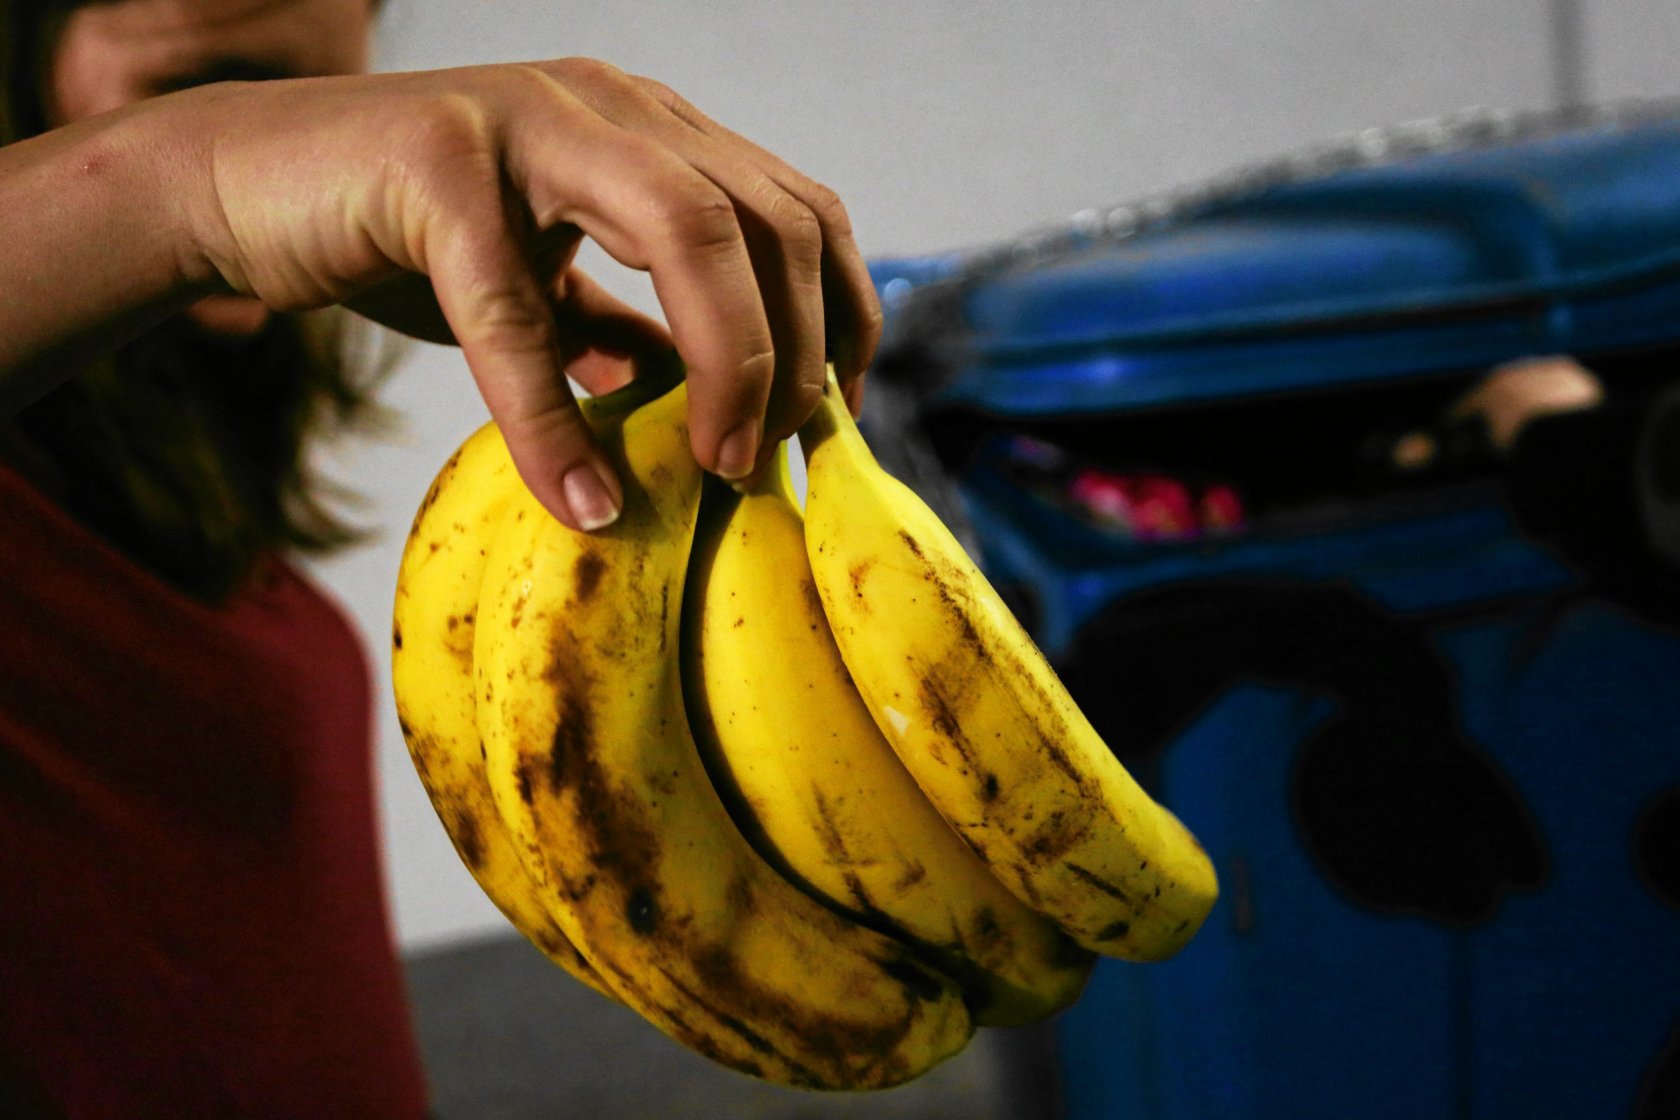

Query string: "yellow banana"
[[800, 374, 1219, 960], [475, 380, 974, 1089], [391, 420, 615, 998], [683, 446, 1094, 1026]]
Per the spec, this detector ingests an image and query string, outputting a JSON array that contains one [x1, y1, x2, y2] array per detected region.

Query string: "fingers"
[[631, 72, 880, 436], [506, 85, 781, 479], [516, 61, 875, 475], [406, 60, 874, 521], [637, 79, 882, 376], [424, 172, 623, 533]]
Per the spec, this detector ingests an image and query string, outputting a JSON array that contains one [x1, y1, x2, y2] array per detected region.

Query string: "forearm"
[[0, 97, 220, 413]]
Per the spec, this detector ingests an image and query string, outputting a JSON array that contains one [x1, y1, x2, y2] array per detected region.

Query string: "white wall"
[[305, 1, 1590, 953], [1581, 0, 1680, 102]]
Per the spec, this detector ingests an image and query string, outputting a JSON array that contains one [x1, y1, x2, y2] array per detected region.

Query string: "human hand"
[[1449, 356, 1604, 453], [171, 59, 880, 529]]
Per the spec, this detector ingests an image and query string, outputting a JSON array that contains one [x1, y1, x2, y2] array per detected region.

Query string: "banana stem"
[[590, 354, 688, 418], [759, 439, 797, 503], [797, 374, 873, 467]]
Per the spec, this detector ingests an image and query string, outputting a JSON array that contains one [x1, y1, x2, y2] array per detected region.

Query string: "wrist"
[[125, 88, 248, 301]]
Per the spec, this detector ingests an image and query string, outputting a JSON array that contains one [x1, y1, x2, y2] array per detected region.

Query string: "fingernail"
[[714, 422, 760, 481], [562, 464, 621, 531], [726, 459, 769, 496]]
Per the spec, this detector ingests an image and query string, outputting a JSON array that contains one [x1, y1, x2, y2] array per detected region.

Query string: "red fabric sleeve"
[[0, 464, 429, 1119]]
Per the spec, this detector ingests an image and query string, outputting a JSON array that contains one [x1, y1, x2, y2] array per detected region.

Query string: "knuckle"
[[404, 93, 494, 163], [656, 187, 743, 255], [499, 62, 568, 104], [752, 184, 822, 269], [786, 371, 826, 419], [711, 348, 779, 419], [465, 285, 554, 357], [770, 194, 824, 261], [735, 346, 779, 392], [805, 180, 853, 236], [633, 74, 680, 108], [552, 56, 629, 88], [636, 75, 707, 127]]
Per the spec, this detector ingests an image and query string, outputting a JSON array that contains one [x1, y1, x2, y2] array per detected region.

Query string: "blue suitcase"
[[866, 106, 1680, 1120]]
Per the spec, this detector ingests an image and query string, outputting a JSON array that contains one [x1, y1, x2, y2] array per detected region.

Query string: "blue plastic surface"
[[1045, 553, 1680, 1120], [874, 118, 1680, 416], [872, 115, 1680, 1119]]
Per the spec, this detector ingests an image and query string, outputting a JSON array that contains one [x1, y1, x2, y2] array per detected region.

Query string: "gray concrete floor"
[[405, 934, 1065, 1120]]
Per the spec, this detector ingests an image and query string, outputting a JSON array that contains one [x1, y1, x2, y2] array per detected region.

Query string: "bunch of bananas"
[[391, 369, 1218, 1090]]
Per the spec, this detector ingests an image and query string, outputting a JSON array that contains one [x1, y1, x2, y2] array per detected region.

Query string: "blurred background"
[[300, 2, 1680, 1116]]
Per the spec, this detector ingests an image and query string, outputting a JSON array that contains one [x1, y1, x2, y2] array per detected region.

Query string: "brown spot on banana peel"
[[449, 633, 475, 675], [530, 924, 577, 963], [658, 586, 670, 655], [446, 804, 486, 870], [725, 872, 755, 916], [673, 946, 948, 1090], [892, 860, 928, 893], [874, 953, 953, 1010], [900, 530, 989, 660], [969, 906, 1004, 954], [572, 550, 606, 603], [799, 576, 826, 624], [848, 559, 875, 603], [1036, 730, 1092, 795], [410, 447, 460, 524], [1065, 862, 1136, 906], [904, 533, 1102, 805], [515, 561, 964, 1086], [656, 965, 827, 1088], [809, 785, 854, 866], [536, 656, 668, 911], [917, 677, 983, 778], [1095, 920, 1132, 943], [795, 787, 912, 930], [840, 870, 896, 925], [626, 885, 659, 935], [516, 757, 537, 808], [545, 673, 594, 793], [1022, 808, 1090, 864]]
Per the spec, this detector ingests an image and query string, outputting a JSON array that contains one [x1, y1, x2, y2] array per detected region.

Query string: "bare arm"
[[0, 61, 882, 530], [0, 98, 221, 411]]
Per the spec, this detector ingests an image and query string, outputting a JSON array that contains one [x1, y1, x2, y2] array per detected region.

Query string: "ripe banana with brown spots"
[[683, 446, 1094, 1026], [474, 379, 974, 1089], [391, 417, 616, 1000], [800, 372, 1219, 960]]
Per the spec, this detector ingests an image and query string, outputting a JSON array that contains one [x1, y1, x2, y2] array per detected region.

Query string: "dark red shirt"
[[0, 463, 428, 1118]]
